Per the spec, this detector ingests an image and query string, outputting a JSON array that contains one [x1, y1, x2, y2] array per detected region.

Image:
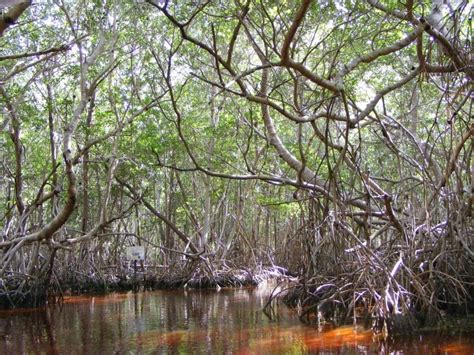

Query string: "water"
[[0, 283, 472, 354]]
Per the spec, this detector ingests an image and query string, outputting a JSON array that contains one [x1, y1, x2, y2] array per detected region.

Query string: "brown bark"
[[47, 84, 58, 216], [117, 177, 200, 255], [1, 86, 24, 215], [0, 0, 31, 36], [81, 94, 95, 233]]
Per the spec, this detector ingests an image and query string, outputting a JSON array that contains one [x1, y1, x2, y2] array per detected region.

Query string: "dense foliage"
[[0, 0, 472, 333]]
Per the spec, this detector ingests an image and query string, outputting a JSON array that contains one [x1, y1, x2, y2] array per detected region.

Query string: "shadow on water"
[[0, 282, 473, 354]]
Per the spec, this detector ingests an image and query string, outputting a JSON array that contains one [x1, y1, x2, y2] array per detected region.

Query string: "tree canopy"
[[0, 0, 472, 332]]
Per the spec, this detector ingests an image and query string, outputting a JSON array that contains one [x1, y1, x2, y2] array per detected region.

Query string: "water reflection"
[[0, 283, 472, 353]]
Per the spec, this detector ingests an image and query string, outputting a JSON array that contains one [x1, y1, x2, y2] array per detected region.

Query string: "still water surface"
[[0, 283, 473, 354]]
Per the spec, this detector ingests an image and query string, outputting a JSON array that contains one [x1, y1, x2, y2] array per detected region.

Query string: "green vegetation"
[[0, 0, 472, 334]]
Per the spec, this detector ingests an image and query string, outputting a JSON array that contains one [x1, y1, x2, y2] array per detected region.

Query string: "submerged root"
[[275, 259, 473, 335], [272, 199, 474, 336], [0, 277, 49, 308], [9, 258, 285, 304]]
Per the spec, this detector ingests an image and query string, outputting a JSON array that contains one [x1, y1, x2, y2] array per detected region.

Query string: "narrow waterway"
[[0, 283, 472, 354]]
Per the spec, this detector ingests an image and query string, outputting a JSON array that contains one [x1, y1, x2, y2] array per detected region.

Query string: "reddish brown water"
[[0, 283, 473, 354]]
